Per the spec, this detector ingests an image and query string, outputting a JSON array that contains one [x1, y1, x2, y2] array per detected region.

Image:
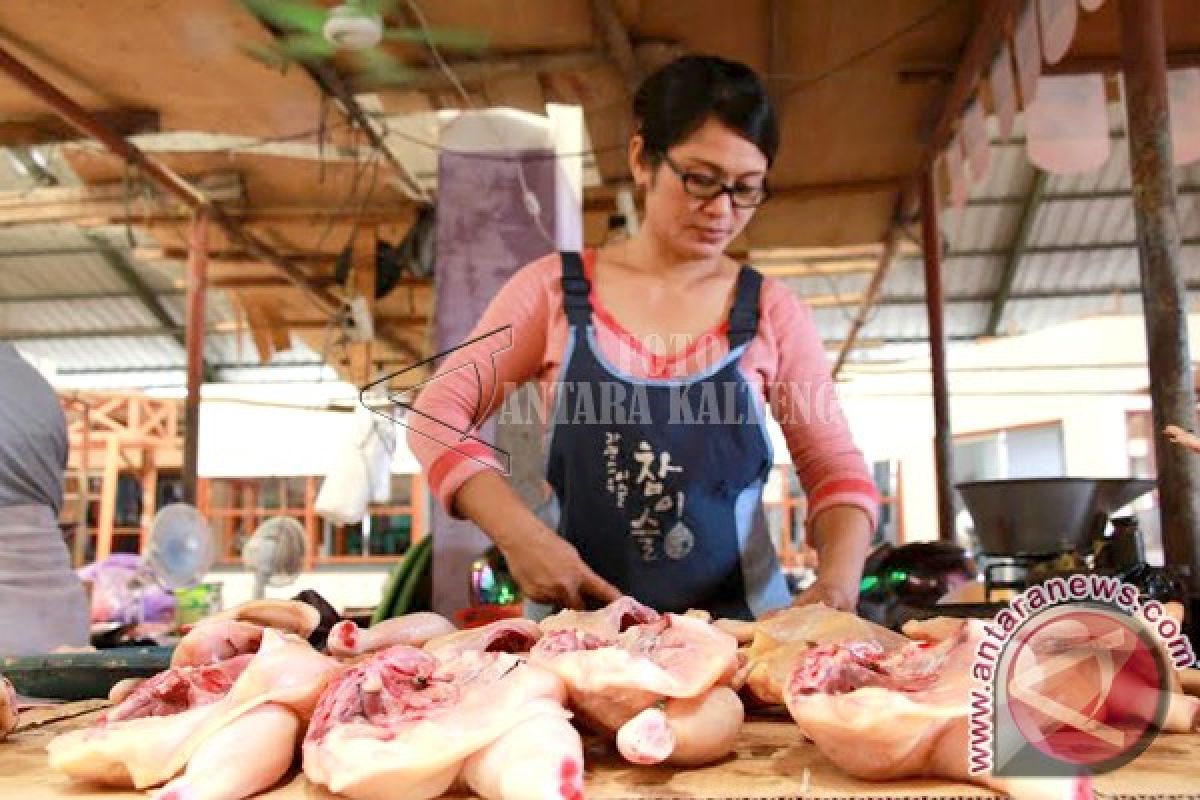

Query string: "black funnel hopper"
[[955, 477, 1157, 556]]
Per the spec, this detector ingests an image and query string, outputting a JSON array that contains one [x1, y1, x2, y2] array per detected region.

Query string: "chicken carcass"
[[171, 599, 323, 667], [742, 603, 909, 706], [210, 599, 321, 638], [1, 674, 17, 741], [538, 595, 659, 638], [303, 645, 580, 800], [782, 618, 1087, 800], [171, 620, 266, 667], [424, 618, 542, 658], [327, 612, 456, 658], [530, 609, 743, 766], [48, 630, 337, 799]]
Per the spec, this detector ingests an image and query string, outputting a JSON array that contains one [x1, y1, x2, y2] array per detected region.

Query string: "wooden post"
[[920, 172, 956, 543], [1119, 0, 1200, 594], [411, 472, 427, 544], [96, 436, 120, 562], [140, 450, 157, 553], [183, 212, 208, 505], [74, 403, 91, 568], [304, 475, 318, 569]]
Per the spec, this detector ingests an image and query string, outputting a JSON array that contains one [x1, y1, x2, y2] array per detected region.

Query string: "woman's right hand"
[[454, 470, 622, 610], [501, 526, 622, 610]]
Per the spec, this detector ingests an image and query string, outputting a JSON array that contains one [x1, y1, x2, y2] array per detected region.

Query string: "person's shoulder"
[[750, 269, 814, 324]]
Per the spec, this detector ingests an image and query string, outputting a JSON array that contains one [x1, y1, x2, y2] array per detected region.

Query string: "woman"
[[0, 343, 89, 655], [408, 55, 879, 619]]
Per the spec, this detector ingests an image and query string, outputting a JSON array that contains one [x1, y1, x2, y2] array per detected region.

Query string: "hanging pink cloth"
[[1037, 0, 1078, 65], [1026, 74, 1110, 174]]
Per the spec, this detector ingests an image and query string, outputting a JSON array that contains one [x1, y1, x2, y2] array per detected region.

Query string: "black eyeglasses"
[[662, 154, 770, 208]]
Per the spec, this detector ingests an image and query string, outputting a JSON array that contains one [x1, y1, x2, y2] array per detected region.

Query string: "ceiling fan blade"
[[241, 0, 329, 34], [239, 41, 290, 69], [355, 48, 414, 87], [382, 26, 489, 52], [275, 32, 338, 61]]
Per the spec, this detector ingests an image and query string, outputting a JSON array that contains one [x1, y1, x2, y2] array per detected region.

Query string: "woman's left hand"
[[791, 577, 858, 612]]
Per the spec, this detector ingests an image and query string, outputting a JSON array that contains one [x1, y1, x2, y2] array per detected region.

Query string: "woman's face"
[[631, 116, 769, 261]]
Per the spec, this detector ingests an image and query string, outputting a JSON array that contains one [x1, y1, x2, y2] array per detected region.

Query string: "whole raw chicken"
[[48, 629, 337, 800], [530, 597, 743, 766], [303, 644, 581, 800]]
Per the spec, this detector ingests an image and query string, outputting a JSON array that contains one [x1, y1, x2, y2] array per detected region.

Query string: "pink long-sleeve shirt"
[[406, 250, 880, 530]]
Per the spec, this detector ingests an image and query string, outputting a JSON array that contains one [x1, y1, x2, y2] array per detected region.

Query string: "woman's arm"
[[792, 505, 872, 610], [760, 279, 880, 612], [406, 256, 620, 608]]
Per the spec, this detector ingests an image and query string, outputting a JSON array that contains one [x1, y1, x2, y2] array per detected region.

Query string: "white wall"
[[203, 568, 392, 614], [197, 382, 419, 477], [836, 315, 1193, 543]]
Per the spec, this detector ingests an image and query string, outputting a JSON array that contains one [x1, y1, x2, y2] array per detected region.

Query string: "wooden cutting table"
[[3, 703, 1198, 799]]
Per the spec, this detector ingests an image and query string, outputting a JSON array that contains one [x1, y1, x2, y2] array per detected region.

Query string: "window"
[[953, 422, 1066, 483], [199, 474, 425, 565], [763, 461, 902, 567]]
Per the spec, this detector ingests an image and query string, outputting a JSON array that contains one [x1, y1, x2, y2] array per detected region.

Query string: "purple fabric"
[[430, 146, 557, 619]]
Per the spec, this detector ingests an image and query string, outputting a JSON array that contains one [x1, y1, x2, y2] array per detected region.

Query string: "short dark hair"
[[633, 55, 779, 167]]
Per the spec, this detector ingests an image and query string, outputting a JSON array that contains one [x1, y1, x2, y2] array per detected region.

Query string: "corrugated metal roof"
[[0, 295, 161, 332], [1029, 196, 1140, 247], [940, 203, 1017, 252], [969, 142, 1034, 199], [883, 255, 1002, 297]]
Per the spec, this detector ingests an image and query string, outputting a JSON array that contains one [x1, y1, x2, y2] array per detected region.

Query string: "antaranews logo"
[[968, 575, 1196, 779]]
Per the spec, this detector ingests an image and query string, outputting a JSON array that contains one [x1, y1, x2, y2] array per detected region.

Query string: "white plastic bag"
[[315, 406, 396, 524]]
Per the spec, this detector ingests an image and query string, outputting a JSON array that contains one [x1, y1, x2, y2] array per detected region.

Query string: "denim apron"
[[543, 252, 790, 619]]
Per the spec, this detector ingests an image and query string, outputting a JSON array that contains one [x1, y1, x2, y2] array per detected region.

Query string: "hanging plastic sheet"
[[1037, 0, 1078, 65], [1026, 74, 1110, 174], [989, 44, 1018, 139], [961, 98, 991, 183], [1168, 68, 1200, 166], [1013, 1, 1042, 109]]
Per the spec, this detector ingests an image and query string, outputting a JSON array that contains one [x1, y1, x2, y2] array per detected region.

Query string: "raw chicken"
[[1, 674, 17, 741], [742, 603, 909, 705], [48, 630, 337, 798], [424, 618, 542, 658], [327, 612, 456, 658], [303, 645, 579, 800], [538, 595, 660, 638], [529, 609, 742, 766], [210, 599, 321, 638], [171, 599, 324, 667], [171, 620, 265, 667], [782, 618, 1086, 800], [461, 711, 584, 800]]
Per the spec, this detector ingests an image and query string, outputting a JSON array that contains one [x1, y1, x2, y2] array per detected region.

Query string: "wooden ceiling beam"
[[921, 0, 1021, 172], [360, 50, 609, 95], [0, 43, 353, 323], [837, 1, 1020, 367], [0, 107, 159, 147], [0, 172, 243, 227], [589, 0, 642, 96]]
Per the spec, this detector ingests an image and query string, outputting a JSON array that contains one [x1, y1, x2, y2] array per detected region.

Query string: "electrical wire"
[[772, 0, 957, 98]]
